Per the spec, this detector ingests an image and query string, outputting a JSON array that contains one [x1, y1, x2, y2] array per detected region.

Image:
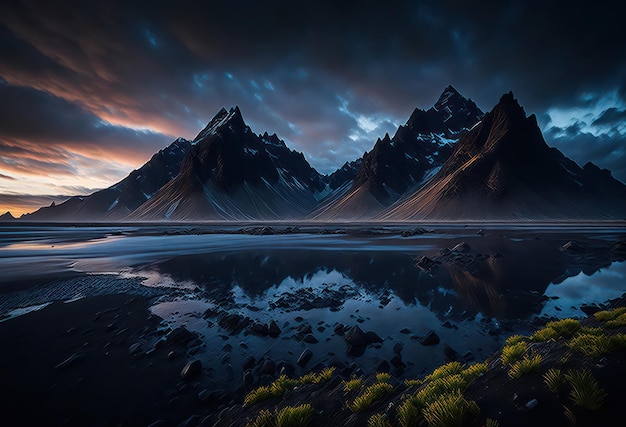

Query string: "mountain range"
[[15, 87, 626, 222]]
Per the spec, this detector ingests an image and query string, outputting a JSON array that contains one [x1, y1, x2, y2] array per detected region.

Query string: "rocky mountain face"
[[129, 107, 324, 220], [16, 88, 626, 222], [312, 85, 484, 219], [0, 211, 15, 220], [381, 92, 626, 220], [21, 137, 193, 221]]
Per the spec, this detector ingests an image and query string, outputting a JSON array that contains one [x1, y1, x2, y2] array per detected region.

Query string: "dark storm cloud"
[[545, 124, 626, 183], [0, 0, 624, 179], [592, 108, 626, 127], [0, 82, 172, 165]]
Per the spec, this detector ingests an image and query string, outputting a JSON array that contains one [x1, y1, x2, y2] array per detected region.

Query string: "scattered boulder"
[[525, 399, 539, 410], [303, 334, 319, 344], [365, 331, 383, 344], [165, 326, 196, 346], [390, 355, 406, 369], [258, 359, 276, 376], [297, 348, 313, 367], [418, 330, 440, 346], [243, 370, 254, 389], [344, 326, 369, 347], [242, 355, 256, 371], [399, 328, 411, 334], [452, 242, 470, 253], [180, 360, 202, 379], [375, 360, 390, 373], [443, 343, 458, 360], [393, 342, 403, 354], [268, 320, 281, 337], [416, 256, 439, 274], [128, 343, 142, 355], [55, 353, 85, 370], [580, 304, 601, 316]]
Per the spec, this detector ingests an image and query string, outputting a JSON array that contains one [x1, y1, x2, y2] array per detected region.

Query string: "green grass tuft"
[[460, 361, 488, 382], [531, 318, 580, 342], [376, 372, 392, 383], [244, 386, 275, 406], [605, 312, 626, 328], [485, 418, 500, 427], [368, 413, 393, 427], [247, 409, 273, 427], [422, 391, 480, 427], [397, 398, 422, 427], [504, 335, 526, 346], [343, 377, 363, 393], [543, 368, 566, 393], [425, 361, 464, 382], [500, 341, 527, 365], [416, 374, 468, 407], [348, 382, 395, 412], [404, 378, 423, 388], [508, 353, 542, 379], [594, 307, 626, 321], [275, 404, 314, 427], [568, 333, 626, 357], [565, 370, 606, 411]]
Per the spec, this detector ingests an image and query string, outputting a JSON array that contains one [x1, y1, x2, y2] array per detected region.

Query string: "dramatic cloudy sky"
[[0, 0, 625, 216]]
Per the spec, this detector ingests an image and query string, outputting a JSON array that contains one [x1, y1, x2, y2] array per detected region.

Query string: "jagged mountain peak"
[[193, 105, 247, 142], [0, 211, 15, 220]]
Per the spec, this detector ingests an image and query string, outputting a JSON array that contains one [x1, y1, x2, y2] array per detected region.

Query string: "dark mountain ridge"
[[381, 92, 626, 220]]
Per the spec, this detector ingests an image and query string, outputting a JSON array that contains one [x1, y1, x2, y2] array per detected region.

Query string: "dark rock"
[[399, 327, 411, 334], [182, 415, 201, 427], [477, 229, 485, 236], [416, 256, 439, 273], [525, 399, 539, 410], [443, 343, 458, 360], [217, 313, 249, 334], [393, 342, 403, 354], [561, 241, 589, 253], [452, 242, 470, 253], [327, 375, 343, 389], [462, 351, 475, 362], [294, 316, 304, 322], [246, 321, 269, 336], [198, 389, 212, 402], [243, 370, 255, 389], [180, 360, 202, 379], [580, 304, 601, 316], [375, 360, 390, 373], [167, 350, 176, 360], [55, 353, 85, 370], [344, 325, 368, 347], [277, 361, 295, 377], [129, 343, 142, 355], [365, 331, 384, 344], [346, 345, 366, 357], [147, 421, 168, 427], [297, 348, 313, 367], [303, 334, 319, 344], [390, 355, 406, 369], [418, 330, 440, 346], [258, 359, 276, 376], [242, 355, 256, 371], [334, 323, 346, 336], [441, 320, 455, 329], [268, 320, 281, 337], [166, 326, 196, 345]]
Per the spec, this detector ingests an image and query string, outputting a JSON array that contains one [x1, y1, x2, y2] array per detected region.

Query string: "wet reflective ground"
[[0, 223, 624, 390]]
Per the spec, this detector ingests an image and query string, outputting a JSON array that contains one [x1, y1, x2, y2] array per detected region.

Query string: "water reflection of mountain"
[[149, 235, 622, 320]]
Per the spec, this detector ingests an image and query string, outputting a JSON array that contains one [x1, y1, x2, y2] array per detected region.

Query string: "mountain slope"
[[0, 211, 15, 221], [21, 137, 192, 221], [313, 86, 484, 219], [381, 92, 626, 220], [129, 107, 323, 221]]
